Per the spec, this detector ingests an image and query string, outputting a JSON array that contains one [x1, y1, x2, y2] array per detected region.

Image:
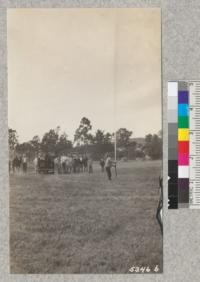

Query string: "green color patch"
[[178, 116, 189, 128]]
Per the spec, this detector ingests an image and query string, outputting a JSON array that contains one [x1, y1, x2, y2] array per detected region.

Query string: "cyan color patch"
[[178, 104, 188, 116]]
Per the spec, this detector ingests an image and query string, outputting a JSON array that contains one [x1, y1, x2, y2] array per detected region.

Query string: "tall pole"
[[113, 9, 118, 163]]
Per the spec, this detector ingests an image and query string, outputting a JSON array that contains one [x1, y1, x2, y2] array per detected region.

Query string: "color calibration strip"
[[178, 81, 189, 208], [168, 82, 178, 209], [168, 81, 200, 209]]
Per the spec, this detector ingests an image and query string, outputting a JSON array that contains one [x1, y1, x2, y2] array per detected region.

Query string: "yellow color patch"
[[178, 129, 189, 141]]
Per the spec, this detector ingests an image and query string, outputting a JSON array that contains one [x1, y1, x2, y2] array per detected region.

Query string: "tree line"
[[9, 117, 162, 161]]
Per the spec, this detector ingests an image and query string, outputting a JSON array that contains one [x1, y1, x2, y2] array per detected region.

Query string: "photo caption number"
[[129, 265, 159, 273], [154, 265, 160, 272]]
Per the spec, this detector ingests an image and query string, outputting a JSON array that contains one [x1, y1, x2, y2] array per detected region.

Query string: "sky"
[[8, 8, 161, 143]]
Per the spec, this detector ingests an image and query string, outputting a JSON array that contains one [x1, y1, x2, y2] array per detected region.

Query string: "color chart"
[[178, 81, 189, 208], [168, 82, 178, 209], [168, 81, 200, 209]]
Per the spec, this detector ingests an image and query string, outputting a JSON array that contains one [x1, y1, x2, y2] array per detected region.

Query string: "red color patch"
[[178, 141, 189, 154]]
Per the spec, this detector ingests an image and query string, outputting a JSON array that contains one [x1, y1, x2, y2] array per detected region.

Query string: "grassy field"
[[10, 160, 162, 274]]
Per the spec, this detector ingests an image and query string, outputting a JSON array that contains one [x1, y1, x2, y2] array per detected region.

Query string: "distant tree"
[[74, 117, 93, 146], [126, 140, 137, 159], [144, 134, 152, 158], [144, 133, 162, 160], [104, 132, 112, 144], [144, 134, 152, 147], [93, 129, 105, 144], [158, 129, 162, 138], [8, 128, 18, 151], [116, 128, 133, 147], [93, 130, 112, 144], [56, 132, 72, 155], [41, 127, 60, 154], [30, 135, 41, 154], [87, 133, 94, 144], [83, 143, 114, 160], [15, 141, 35, 160], [135, 143, 145, 159]]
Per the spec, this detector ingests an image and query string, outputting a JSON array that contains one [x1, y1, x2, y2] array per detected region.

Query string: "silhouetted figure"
[[99, 158, 105, 172], [88, 158, 93, 174], [105, 154, 112, 180], [12, 156, 21, 173], [22, 154, 27, 173], [83, 155, 88, 172]]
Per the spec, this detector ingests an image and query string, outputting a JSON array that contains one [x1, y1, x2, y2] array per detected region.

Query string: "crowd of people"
[[10, 152, 116, 180], [9, 154, 28, 173], [51, 154, 90, 174]]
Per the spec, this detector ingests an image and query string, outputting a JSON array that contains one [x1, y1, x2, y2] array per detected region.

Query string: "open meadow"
[[10, 160, 162, 274]]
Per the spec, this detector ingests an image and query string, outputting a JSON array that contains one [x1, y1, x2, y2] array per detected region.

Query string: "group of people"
[[53, 153, 115, 180], [32, 153, 94, 175], [10, 152, 116, 180], [9, 154, 28, 173], [52, 154, 91, 174]]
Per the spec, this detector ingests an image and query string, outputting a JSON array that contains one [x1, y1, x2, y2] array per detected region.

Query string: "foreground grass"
[[10, 160, 162, 273]]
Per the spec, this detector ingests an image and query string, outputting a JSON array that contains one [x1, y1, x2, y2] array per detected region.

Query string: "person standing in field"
[[61, 154, 67, 174], [22, 154, 27, 173], [99, 158, 105, 172], [83, 155, 88, 172], [105, 154, 112, 180], [33, 155, 38, 174], [79, 155, 84, 172], [88, 157, 93, 174]]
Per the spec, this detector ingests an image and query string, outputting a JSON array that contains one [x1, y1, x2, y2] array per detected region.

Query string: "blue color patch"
[[178, 104, 188, 116], [178, 91, 188, 104]]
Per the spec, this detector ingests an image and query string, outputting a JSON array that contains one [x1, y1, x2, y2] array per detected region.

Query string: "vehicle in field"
[[37, 154, 54, 174]]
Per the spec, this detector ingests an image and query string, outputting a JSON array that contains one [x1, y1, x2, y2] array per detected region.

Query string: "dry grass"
[[10, 160, 162, 274]]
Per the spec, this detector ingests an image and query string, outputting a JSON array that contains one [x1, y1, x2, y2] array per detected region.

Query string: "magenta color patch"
[[178, 153, 189, 165]]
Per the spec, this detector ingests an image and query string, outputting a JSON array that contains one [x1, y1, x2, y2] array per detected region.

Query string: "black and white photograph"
[[8, 8, 162, 274]]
